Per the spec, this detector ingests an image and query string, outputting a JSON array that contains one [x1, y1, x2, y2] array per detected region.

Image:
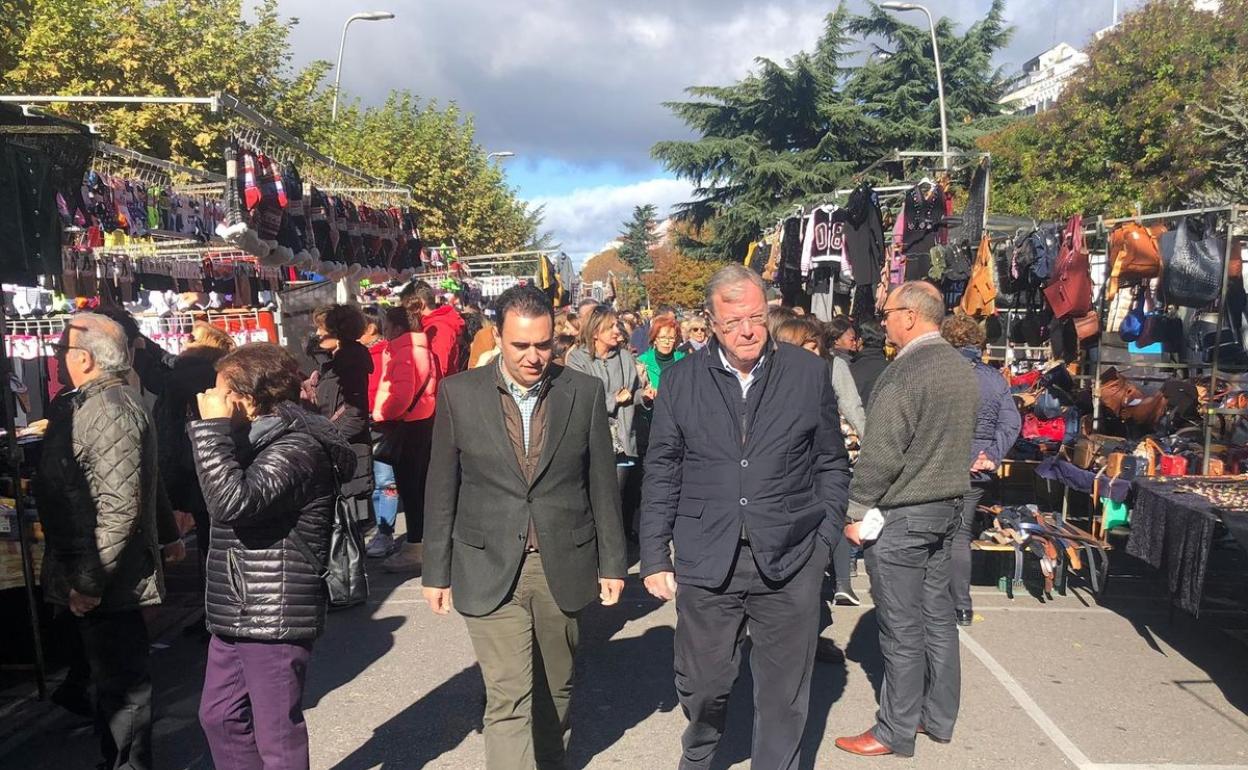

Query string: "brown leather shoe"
[[835, 730, 894, 756]]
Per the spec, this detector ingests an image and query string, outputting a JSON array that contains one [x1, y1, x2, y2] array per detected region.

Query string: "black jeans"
[[864, 501, 961, 756], [393, 417, 434, 544], [949, 483, 986, 612], [77, 609, 154, 770], [673, 540, 826, 770]]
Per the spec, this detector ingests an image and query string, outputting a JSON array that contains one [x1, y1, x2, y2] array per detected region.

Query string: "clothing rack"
[[94, 141, 226, 183], [0, 92, 410, 193]]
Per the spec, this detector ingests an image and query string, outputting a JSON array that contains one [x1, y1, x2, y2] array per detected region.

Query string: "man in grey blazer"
[[423, 284, 628, 770]]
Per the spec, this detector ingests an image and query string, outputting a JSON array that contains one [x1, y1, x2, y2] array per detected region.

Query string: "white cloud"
[[528, 177, 695, 262]]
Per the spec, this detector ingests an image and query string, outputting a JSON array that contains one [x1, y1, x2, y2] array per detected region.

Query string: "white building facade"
[[999, 42, 1090, 115]]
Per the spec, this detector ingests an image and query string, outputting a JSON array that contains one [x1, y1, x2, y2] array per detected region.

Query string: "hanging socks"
[[242, 151, 260, 211]]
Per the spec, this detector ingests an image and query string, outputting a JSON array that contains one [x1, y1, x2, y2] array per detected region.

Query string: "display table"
[[0, 540, 41, 592], [1127, 477, 1248, 616]]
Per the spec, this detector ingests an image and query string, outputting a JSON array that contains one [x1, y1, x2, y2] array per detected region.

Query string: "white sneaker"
[[380, 541, 423, 573], [365, 531, 396, 559]]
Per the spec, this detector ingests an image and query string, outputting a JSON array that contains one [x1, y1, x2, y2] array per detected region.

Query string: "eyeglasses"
[[713, 314, 766, 333], [877, 306, 913, 320], [50, 342, 87, 356]]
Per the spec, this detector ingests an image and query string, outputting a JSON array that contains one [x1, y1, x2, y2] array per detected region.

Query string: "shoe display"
[[834, 585, 861, 606], [380, 541, 423, 573], [365, 531, 397, 559], [815, 637, 845, 664], [956, 609, 973, 627], [834, 729, 897, 757]]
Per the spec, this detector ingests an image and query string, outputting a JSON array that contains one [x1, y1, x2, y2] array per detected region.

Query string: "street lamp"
[[332, 11, 396, 122], [487, 151, 516, 163], [880, 2, 949, 172]]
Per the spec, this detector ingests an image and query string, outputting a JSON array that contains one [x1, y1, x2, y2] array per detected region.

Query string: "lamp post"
[[881, 2, 949, 172], [332, 11, 396, 122], [486, 151, 516, 163]]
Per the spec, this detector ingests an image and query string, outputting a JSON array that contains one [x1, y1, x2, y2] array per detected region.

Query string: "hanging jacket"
[[190, 402, 356, 641], [373, 331, 437, 423]]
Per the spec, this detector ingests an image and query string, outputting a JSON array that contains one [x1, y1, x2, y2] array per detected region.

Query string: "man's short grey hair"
[[71, 313, 131, 374], [892, 281, 946, 326], [704, 264, 767, 311]]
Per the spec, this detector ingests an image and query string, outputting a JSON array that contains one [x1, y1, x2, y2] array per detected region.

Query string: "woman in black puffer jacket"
[[189, 343, 356, 770]]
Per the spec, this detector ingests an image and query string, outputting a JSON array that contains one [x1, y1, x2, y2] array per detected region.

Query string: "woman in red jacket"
[[372, 306, 439, 572]]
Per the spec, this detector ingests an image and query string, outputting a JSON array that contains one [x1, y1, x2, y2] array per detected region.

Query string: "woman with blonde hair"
[[566, 306, 646, 532]]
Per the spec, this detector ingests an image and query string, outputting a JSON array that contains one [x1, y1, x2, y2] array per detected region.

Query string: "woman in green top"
[[638, 316, 685, 404]]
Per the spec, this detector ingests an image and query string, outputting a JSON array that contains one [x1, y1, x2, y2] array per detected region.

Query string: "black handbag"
[[371, 373, 431, 465], [1161, 214, 1224, 308], [288, 477, 369, 610]]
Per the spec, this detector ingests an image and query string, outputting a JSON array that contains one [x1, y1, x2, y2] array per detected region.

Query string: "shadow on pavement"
[[844, 609, 883, 704], [329, 663, 487, 769], [568, 594, 679, 767]]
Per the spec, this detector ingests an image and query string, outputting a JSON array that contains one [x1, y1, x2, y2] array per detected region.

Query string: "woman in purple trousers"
[[189, 343, 356, 770]]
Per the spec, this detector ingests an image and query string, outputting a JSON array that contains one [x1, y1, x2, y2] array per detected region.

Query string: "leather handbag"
[[1074, 309, 1101, 343], [1106, 222, 1165, 300], [287, 469, 369, 610], [1160, 453, 1189, 476], [1022, 413, 1067, 442], [1161, 214, 1224, 308], [959, 234, 998, 318], [1043, 214, 1094, 319]]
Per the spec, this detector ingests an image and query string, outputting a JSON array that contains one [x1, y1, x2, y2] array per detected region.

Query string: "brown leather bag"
[[1074, 310, 1101, 342], [1044, 214, 1094, 319], [1099, 368, 1168, 426], [1106, 222, 1165, 300], [959, 234, 998, 318]]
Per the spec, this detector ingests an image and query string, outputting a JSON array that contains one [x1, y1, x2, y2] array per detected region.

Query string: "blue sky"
[[275, 0, 1142, 261]]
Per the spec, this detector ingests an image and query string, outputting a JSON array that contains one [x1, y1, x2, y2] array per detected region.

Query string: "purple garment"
[[199, 635, 313, 770]]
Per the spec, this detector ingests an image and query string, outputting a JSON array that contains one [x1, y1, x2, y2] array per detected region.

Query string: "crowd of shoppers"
[[31, 263, 1025, 768]]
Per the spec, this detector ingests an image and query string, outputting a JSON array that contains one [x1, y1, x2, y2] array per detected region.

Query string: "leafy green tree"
[[981, 0, 1248, 218], [0, 0, 541, 255], [1196, 65, 1248, 202], [618, 204, 660, 273], [653, 1, 1012, 261]]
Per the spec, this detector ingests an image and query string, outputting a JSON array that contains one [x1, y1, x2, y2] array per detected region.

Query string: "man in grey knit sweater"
[[835, 282, 978, 759]]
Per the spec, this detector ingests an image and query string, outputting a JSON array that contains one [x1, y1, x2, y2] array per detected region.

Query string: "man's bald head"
[[881, 281, 947, 350]]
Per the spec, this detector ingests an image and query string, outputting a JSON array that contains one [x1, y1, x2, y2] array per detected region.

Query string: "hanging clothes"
[[843, 182, 886, 288], [800, 205, 846, 277], [902, 182, 946, 281]]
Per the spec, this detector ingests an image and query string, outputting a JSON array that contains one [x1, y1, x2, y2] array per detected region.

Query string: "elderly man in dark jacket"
[[941, 314, 1021, 626], [38, 313, 172, 770], [640, 265, 851, 770]]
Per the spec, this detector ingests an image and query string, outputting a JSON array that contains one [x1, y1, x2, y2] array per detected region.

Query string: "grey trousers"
[[950, 483, 986, 612], [462, 554, 579, 770], [673, 540, 826, 770], [864, 500, 962, 756]]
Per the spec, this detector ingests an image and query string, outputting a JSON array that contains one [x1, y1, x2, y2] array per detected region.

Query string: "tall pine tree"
[[653, 1, 1012, 261], [618, 204, 660, 273]]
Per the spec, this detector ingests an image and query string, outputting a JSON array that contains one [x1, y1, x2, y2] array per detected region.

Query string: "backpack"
[[942, 241, 973, 282]]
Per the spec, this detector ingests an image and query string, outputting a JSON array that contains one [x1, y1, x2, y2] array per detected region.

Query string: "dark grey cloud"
[[278, 1, 1139, 170]]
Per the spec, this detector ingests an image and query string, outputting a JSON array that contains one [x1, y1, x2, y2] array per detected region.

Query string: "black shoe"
[[51, 684, 92, 718], [834, 585, 861, 606], [956, 609, 973, 627], [815, 637, 845, 664]]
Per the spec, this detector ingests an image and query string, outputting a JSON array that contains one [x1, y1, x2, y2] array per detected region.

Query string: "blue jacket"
[[960, 347, 1022, 472], [639, 340, 852, 587]]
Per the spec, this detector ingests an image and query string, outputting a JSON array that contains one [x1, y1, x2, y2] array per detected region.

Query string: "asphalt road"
[[4, 554, 1248, 769]]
